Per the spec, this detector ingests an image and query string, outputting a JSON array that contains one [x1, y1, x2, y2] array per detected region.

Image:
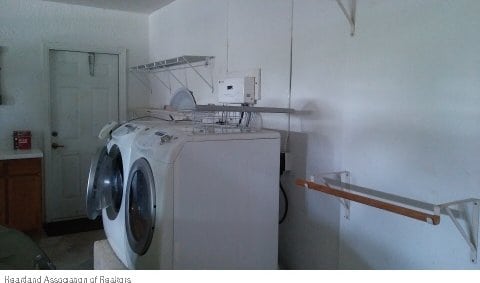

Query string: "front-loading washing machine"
[[86, 121, 153, 265], [122, 122, 280, 269]]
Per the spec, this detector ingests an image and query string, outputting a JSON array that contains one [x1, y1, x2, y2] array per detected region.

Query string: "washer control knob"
[[160, 135, 172, 143], [154, 131, 173, 144]]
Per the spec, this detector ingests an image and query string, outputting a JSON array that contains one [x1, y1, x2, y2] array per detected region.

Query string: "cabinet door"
[[7, 158, 41, 175], [0, 178, 6, 225], [7, 175, 42, 231]]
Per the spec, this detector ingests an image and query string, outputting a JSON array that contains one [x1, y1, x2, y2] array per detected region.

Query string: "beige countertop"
[[0, 148, 43, 160]]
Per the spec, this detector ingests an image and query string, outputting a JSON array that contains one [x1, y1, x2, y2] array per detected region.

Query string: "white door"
[[48, 50, 119, 221]]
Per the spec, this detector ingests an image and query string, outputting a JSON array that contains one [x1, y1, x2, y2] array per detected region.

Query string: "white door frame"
[[42, 42, 127, 222]]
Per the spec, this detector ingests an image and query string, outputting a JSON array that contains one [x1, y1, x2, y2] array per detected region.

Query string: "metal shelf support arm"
[[440, 199, 479, 263], [313, 171, 352, 220], [182, 56, 214, 93], [131, 72, 152, 94], [306, 176, 351, 220], [152, 73, 171, 92], [336, 0, 356, 36], [166, 68, 187, 89]]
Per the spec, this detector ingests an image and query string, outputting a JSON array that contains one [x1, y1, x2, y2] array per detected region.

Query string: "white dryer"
[[122, 122, 280, 269], [86, 121, 150, 265]]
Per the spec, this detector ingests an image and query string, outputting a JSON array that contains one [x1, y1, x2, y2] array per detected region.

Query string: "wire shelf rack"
[[192, 109, 262, 134], [133, 105, 293, 135]]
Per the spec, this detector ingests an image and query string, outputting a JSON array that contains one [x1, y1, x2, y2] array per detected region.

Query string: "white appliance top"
[[130, 120, 279, 164], [132, 120, 279, 141]]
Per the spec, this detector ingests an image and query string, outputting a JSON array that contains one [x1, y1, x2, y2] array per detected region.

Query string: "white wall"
[[0, 0, 149, 150], [151, 0, 480, 269], [296, 0, 480, 269], [327, 0, 480, 269]]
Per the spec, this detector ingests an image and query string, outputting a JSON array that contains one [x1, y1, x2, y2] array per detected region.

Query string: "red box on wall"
[[13, 130, 32, 150]]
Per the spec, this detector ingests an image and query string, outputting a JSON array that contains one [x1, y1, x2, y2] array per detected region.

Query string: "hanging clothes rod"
[[296, 178, 440, 225], [296, 175, 480, 263]]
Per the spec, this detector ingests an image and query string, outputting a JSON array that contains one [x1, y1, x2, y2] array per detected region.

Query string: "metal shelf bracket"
[[152, 73, 171, 93], [439, 199, 479, 263], [131, 71, 152, 94], [166, 68, 187, 90], [338, 195, 351, 220], [304, 171, 350, 220], [306, 174, 351, 220], [336, 0, 356, 36], [182, 56, 214, 93], [311, 171, 352, 220]]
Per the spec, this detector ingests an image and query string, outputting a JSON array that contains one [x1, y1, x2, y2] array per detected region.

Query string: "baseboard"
[[43, 218, 103, 236]]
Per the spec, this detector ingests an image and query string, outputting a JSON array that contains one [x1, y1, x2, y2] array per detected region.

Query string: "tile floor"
[[36, 229, 106, 269]]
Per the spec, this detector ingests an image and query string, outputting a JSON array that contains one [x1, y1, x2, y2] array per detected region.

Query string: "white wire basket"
[[134, 105, 295, 135], [193, 110, 263, 134]]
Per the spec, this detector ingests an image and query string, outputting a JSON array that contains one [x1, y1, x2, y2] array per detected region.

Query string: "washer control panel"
[[155, 131, 173, 144], [135, 126, 183, 150], [112, 123, 138, 137]]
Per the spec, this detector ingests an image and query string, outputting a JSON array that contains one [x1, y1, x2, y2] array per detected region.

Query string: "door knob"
[[51, 142, 65, 149]]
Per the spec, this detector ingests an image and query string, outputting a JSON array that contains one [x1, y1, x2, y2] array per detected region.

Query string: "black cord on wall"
[[0, 67, 3, 105], [279, 175, 289, 224]]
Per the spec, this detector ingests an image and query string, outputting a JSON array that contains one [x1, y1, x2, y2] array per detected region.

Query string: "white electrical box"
[[218, 77, 256, 104], [218, 68, 261, 105]]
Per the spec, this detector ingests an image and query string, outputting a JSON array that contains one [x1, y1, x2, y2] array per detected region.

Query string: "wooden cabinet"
[[0, 160, 6, 226], [0, 158, 42, 231], [0, 177, 6, 225]]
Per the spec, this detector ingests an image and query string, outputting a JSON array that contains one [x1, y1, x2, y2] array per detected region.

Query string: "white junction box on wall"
[[218, 77, 255, 104], [218, 68, 261, 104]]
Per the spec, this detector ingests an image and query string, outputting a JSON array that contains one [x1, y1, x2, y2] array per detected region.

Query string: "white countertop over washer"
[[0, 148, 44, 160]]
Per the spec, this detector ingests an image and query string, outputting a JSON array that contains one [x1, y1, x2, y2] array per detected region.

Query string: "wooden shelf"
[[296, 178, 440, 225], [296, 175, 480, 263]]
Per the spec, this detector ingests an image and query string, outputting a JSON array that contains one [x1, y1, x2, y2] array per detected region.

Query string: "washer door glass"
[[105, 145, 124, 220], [125, 158, 156, 255]]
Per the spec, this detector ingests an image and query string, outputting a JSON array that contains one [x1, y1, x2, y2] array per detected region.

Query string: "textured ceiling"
[[41, 0, 175, 14]]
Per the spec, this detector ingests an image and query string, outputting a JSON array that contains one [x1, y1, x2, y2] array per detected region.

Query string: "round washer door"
[[105, 145, 124, 220], [85, 145, 124, 220], [86, 146, 110, 220], [125, 158, 156, 255]]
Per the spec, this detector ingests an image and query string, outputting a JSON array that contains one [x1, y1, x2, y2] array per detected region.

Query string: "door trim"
[[42, 42, 127, 222]]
